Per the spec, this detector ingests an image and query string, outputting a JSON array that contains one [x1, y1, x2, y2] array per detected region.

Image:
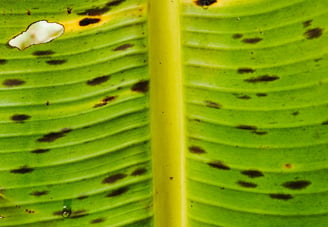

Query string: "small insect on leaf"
[[8, 20, 64, 50]]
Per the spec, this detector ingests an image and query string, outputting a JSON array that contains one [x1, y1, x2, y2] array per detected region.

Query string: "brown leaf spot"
[[77, 195, 89, 200], [302, 20, 312, 28], [208, 161, 230, 170], [237, 68, 255, 74], [30, 191, 49, 197], [304, 28, 323, 39], [33, 50, 55, 56], [232, 33, 243, 39], [78, 6, 110, 16], [189, 146, 206, 154], [292, 111, 299, 116], [0, 59, 7, 64], [87, 75, 110, 86], [102, 173, 127, 184], [71, 210, 88, 219], [236, 125, 257, 130], [3, 79, 25, 87], [46, 59, 66, 65], [252, 130, 268, 135], [205, 100, 221, 109], [269, 193, 293, 200], [282, 180, 311, 190], [10, 166, 34, 174], [67, 7, 72, 14], [31, 148, 50, 154], [237, 180, 257, 188], [11, 114, 31, 122], [244, 75, 279, 83], [131, 168, 147, 176], [131, 80, 149, 93], [321, 120, 328, 125], [106, 187, 129, 197], [241, 170, 264, 178], [90, 218, 106, 224], [256, 93, 267, 97], [113, 44, 134, 51], [195, 0, 217, 7], [106, 0, 126, 7], [79, 18, 101, 26], [242, 37, 262, 44], [37, 128, 72, 143], [93, 96, 117, 108]]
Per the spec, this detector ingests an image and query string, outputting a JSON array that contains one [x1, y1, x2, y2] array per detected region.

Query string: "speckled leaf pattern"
[[0, 0, 152, 226], [183, 0, 328, 226]]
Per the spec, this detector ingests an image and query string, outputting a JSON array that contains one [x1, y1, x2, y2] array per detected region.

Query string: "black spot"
[[237, 181, 257, 188], [236, 125, 257, 130], [241, 170, 264, 178], [3, 79, 25, 87], [106, 0, 126, 7], [256, 93, 267, 97], [208, 161, 230, 170], [205, 100, 221, 109], [77, 195, 89, 200], [242, 38, 262, 44], [269, 193, 293, 200], [169, 177, 174, 180], [10, 166, 34, 174], [282, 180, 311, 190], [304, 28, 323, 39], [237, 68, 255, 74], [30, 191, 49, 197], [106, 187, 129, 197], [102, 173, 127, 184], [244, 75, 279, 83], [37, 128, 72, 143], [87, 75, 110, 86], [67, 7, 72, 14], [195, 0, 217, 7], [71, 210, 88, 219], [131, 168, 147, 176], [33, 50, 55, 56], [189, 146, 206, 154], [252, 130, 268, 135], [27, 10, 31, 15], [303, 20, 312, 28], [292, 111, 299, 116], [0, 59, 7, 64], [79, 18, 101, 26], [321, 120, 328, 125], [232, 33, 243, 39], [78, 6, 110, 16], [93, 96, 117, 108], [46, 59, 66, 65], [113, 43, 134, 51], [11, 114, 31, 122], [31, 148, 50, 154], [131, 80, 149, 93], [90, 218, 106, 224]]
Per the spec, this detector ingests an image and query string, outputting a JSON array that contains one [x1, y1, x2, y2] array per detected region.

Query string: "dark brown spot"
[[131, 168, 147, 176], [244, 75, 279, 83], [11, 114, 31, 122], [106, 187, 128, 197], [77, 195, 89, 200], [10, 166, 34, 174], [46, 59, 66, 65], [284, 163, 293, 169], [256, 93, 267, 97], [208, 161, 230, 170], [71, 210, 88, 219], [31, 148, 50, 154], [195, 0, 217, 7], [241, 170, 264, 178], [236, 94, 251, 100], [303, 20, 312, 28], [102, 173, 127, 184], [236, 125, 257, 130], [242, 37, 262, 44], [252, 130, 268, 135], [90, 218, 106, 224], [27, 10, 31, 15], [321, 120, 328, 125], [189, 146, 206, 154], [131, 80, 149, 93], [3, 79, 25, 87], [30, 191, 49, 197], [33, 50, 55, 56], [78, 6, 110, 16], [237, 181, 257, 188], [237, 68, 255, 74], [205, 100, 221, 109], [79, 18, 101, 26], [169, 177, 174, 180], [37, 128, 72, 143], [232, 33, 243, 39], [0, 59, 7, 64], [93, 96, 117, 108], [67, 7, 72, 14], [113, 43, 134, 51], [292, 111, 299, 116], [304, 28, 323, 39], [106, 0, 126, 7], [25, 209, 35, 214], [87, 75, 110, 86], [269, 193, 293, 200], [282, 180, 311, 190]]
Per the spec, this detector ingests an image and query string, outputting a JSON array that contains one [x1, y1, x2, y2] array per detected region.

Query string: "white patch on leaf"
[[8, 20, 64, 50]]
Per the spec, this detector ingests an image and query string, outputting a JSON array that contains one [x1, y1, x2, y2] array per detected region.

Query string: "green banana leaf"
[[0, 0, 327, 226]]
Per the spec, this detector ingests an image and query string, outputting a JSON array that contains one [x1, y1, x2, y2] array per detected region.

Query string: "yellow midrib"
[[149, 0, 186, 227]]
